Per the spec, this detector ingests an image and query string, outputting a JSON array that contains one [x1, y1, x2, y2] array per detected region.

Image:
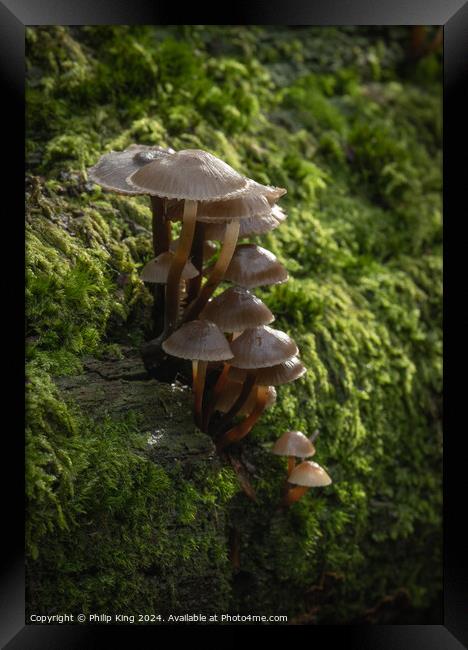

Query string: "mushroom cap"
[[170, 238, 217, 260], [288, 461, 332, 487], [272, 431, 316, 458], [140, 251, 199, 283], [165, 180, 286, 223], [162, 320, 233, 361], [215, 380, 277, 415], [126, 149, 249, 201], [224, 244, 288, 289], [200, 287, 274, 332], [228, 355, 306, 386], [229, 326, 298, 369], [87, 144, 175, 195], [166, 189, 271, 223], [204, 205, 287, 239]]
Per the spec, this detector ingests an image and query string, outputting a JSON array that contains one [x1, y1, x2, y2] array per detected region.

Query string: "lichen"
[[26, 26, 442, 622]]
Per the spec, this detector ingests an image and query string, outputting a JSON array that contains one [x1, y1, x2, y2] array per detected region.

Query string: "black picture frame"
[[1, 1, 463, 647]]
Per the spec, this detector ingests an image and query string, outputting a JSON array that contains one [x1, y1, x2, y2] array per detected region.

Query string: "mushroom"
[[127, 149, 250, 336], [201, 287, 275, 334], [162, 319, 233, 428], [215, 326, 298, 447], [204, 205, 287, 240], [283, 460, 332, 506], [87, 145, 176, 335], [199, 287, 275, 431], [228, 355, 306, 386], [224, 244, 288, 288], [166, 182, 287, 323], [272, 430, 316, 477]]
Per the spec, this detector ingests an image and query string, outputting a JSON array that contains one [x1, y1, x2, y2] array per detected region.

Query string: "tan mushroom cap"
[[200, 287, 274, 332], [272, 431, 316, 458], [228, 355, 306, 386], [229, 326, 298, 369], [87, 144, 175, 195], [162, 320, 233, 362], [224, 244, 288, 289], [140, 251, 199, 283], [288, 461, 332, 487], [215, 380, 277, 415], [126, 149, 249, 201], [204, 205, 287, 239], [170, 237, 217, 260], [166, 189, 271, 223]]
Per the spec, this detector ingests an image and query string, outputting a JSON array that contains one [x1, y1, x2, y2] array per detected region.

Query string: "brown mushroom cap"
[[87, 144, 175, 195], [126, 149, 249, 201], [165, 180, 286, 223], [229, 326, 298, 369], [166, 190, 271, 223], [204, 205, 287, 239], [272, 431, 316, 458], [288, 461, 332, 487], [228, 355, 306, 386], [215, 380, 277, 415], [200, 287, 274, 332], [224, 244, 288, 289], [140, 251, 199, 283], [162, 320, 233, 361]]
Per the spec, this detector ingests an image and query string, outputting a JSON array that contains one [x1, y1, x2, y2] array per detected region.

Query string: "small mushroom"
[[162, 319, 233, 427], [199, 287, 275, 430], [201, 287, 274, 333], [272, 430, 316, 477], [215, 326, 298, 446], [88, 145, 176, 335], [283, 461, 332, 506], [204, 205, 287, 240], [228, 355, 306, 386], [224, 244, 288, 289]]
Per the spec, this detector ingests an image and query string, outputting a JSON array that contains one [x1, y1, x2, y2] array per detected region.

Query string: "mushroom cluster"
[[272, 430, 332, 505], [88, 146, 329, 489]]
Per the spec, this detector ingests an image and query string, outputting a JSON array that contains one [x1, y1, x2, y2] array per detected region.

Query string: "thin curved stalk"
[[192, 359, 207, 429], [150, 197, 171, 337], [212, 371, 257, 436], [186, 221, 205, 304], [216, 385, 269, 451], [182, 220, 240, 323], [282, 485, 309, 507], [202, 362, 231, 432], [163, 199, 198, 335], [287, 457, 296, 477]]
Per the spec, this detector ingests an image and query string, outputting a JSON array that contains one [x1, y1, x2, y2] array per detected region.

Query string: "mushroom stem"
[[212, 370, 257, 436], [186, 221, 205, 304], [150, 197, 171, 337], [163, 199, 198, 335], [202, 362, 231, 432], [216, 385, 269, 451], [182, 220, 240, 323], [287, 457, 296, 477], [192, 359, 208, 429], [151, 196, 171, 256], [282, 485, 309, 507]]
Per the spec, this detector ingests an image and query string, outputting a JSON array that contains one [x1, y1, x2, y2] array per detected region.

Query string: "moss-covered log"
[[26, 26, 442, 623]]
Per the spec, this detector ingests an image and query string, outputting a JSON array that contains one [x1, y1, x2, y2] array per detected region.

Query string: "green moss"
[[26, 26, 442, 622]]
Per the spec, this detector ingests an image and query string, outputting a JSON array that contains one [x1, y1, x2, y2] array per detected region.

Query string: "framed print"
[[1, 0, 464, 647]]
